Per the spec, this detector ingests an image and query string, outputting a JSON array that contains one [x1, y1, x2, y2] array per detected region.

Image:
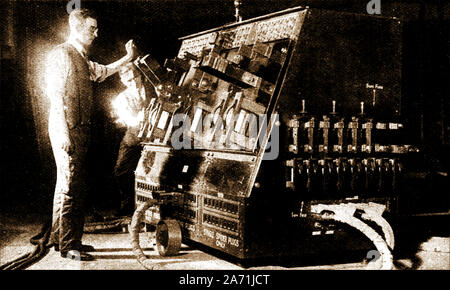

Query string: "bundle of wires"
[[0, 219, 52, 270], [0, 216, 132, 270]]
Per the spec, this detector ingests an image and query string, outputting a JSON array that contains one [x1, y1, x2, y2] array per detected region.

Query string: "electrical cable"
[[0, 214, 132, 270], [129, 198, 166, 270], [311, 203, 394, 270], [0, 218, 52, 271]]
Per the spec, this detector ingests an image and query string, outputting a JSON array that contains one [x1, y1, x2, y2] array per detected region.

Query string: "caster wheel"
[[156, 219, 182, 256]]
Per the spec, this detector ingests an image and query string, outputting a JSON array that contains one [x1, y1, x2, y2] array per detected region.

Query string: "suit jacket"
[[46, 42, 93, 130]]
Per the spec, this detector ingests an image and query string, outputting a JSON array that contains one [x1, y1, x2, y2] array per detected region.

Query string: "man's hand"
[[104, 39, 138, 77], [125, 39, 137, 61]]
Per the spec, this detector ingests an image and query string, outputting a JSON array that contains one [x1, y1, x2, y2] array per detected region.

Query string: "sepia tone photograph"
[[0, 0, 448, 276]]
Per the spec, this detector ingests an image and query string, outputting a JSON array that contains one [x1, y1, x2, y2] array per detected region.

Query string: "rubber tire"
[[156, 219, 182, 256]]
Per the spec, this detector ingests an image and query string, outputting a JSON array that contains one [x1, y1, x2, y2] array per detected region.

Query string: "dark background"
[[0, 0, 448, 216]]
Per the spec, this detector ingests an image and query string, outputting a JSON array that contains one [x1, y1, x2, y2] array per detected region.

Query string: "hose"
[[311, 203, 394, 270], [129, 198, 168, 270], [0, 218, 52, 271], [84, 217, 131, 233], [360, 202, 395, 250], [1, 214, 132, 270]]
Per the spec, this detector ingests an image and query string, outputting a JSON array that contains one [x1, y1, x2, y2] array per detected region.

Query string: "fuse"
[[311, 160, 321, 198], [303, 159, 313, 199], [364, 158, 377, 196], [356, 160, 366, 198], [318, 115, 330, 154], [304, 117, 315, 154], [347, 116, 360, 153], [335, 158, 351, 198], [326, 158, 337, 197], [296, 158, 307, 196], [288, 99, 309, 154], [334, 158, 342, 196], [342, 158, 352, 198], [332, 117, 345, 154], [319, 159, 333, 199], [349, 158, 357, 195], [380, 158, 393, 196], [361, 110, 374, 154]]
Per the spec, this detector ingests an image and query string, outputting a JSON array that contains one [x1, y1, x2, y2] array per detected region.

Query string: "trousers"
[[114, 129, 142, 213], [49, 125, 90, 253]]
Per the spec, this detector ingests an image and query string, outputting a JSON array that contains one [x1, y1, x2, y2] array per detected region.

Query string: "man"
[[112, 63, 157, 216], [45, 8, 136, 261]]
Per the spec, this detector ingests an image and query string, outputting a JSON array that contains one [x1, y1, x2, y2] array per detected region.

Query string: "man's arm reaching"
[[89, 39, 137, 82]]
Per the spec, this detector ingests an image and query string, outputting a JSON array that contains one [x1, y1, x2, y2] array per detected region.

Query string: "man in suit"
[[45, 8, 136, 261]]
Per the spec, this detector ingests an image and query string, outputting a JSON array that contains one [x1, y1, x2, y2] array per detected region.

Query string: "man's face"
[[76, 17, 98, 47]]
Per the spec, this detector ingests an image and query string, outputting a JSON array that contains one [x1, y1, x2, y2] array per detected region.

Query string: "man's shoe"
[[79, 244, 95, 252], [54, 244, 95, 252], [61, 250, 95, 261]]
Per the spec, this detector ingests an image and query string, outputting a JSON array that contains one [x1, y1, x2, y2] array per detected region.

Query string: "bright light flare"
[[111, 93, 144, 127]]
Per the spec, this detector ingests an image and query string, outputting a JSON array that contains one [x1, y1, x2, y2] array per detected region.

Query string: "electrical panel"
[[133, 7, 416, 260]]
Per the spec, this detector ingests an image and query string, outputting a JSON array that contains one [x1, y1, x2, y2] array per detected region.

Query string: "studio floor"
[[0, 211, 448, 270]]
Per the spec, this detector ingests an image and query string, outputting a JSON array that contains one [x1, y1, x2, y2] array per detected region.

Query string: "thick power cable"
[[0, 219, 51, 270], [129, 198, 167, 270], [360, 202, 395, 250], [311, 203, 394, 270]]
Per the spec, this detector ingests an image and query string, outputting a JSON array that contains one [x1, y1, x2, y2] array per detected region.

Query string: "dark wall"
[[1, 0, 448, 214]]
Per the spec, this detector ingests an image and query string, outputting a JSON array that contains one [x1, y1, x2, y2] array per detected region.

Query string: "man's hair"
[[69, 8, 96, 31]]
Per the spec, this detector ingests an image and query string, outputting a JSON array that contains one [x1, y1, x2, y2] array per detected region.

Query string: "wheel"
[[156, 219, 182, 256]]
